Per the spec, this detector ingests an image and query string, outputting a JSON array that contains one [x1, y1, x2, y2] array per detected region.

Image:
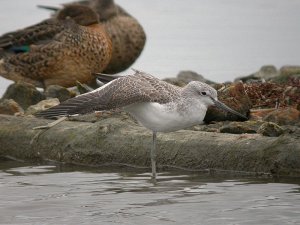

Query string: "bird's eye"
[[201, 91, 207, 96]]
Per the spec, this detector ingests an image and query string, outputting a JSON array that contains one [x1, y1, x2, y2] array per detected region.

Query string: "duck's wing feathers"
[[0, 19, 66, 49], [36, 70, 181, 119], [2, 20, 86, 81]]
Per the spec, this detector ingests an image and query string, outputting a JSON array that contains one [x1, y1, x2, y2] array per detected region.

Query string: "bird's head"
[[186, 81, 248, 120], [57, 4, 100, 26], [89, 0, 117, 21]]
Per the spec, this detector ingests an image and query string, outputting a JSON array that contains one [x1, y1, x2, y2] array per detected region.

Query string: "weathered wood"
[[0, 114, 299, 176]]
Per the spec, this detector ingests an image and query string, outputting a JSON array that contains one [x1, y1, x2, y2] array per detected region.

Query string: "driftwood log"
[[0, 114, 299, 176]]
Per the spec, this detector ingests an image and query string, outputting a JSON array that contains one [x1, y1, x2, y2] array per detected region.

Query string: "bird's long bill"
[[212, 98, 248, 120]]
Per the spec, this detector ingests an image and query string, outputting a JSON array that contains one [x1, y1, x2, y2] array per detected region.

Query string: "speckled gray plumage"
[[36, 70, 180, 118], [36, 70, 218, 119]]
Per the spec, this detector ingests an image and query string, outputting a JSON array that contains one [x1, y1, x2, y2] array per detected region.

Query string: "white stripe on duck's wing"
[[35, 71, 180, 119]]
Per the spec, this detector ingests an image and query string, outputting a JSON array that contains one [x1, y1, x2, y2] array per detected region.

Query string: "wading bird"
[[36, 70, 248, 179]]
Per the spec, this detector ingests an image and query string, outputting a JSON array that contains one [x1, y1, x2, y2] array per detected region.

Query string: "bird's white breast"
[[124, 100, 207, 132]]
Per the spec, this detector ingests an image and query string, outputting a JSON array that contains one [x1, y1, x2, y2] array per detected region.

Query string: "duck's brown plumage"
[[48, 0, 146, 74], [102, 14, 146, 73], [0, 5, 112, 88], [89, 0, 146, 73]]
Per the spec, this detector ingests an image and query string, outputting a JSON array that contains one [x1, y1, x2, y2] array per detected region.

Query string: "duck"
[[0, 4, 112, 88], [39, 0, 146, 74]]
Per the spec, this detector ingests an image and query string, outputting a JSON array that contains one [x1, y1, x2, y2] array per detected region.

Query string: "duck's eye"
[[201, 91, 207, 96]]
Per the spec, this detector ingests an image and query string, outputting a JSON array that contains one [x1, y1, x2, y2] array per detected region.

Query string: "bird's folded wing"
[[36, 71, 180, 119], [0, 19, 65, 49], [2, 20, 84, 80]]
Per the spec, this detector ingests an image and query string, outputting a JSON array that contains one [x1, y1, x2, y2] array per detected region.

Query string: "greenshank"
[[36, 70, 248, 179]]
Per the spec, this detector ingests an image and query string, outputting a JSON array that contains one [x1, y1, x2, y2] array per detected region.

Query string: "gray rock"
[[164, 71, 216, 87], [1, 82, 45, 110], [177, 70, 216, 84], [235, 65, 279, 83], [257, 122, 284, 137], [45, 85, 76, 102], [270, 65, 300, 83], [163, 78, 187, 87], [219, 121, 263, 134], [234, 74, 261, 83], [25, 98, 60, 115], [0, 99, 24, 115], [256, 65, 279, 79], [188, 121, 224, 132], [280, 65, 300, 76], [177, 70, 202, 81], [263, 108, 300, 125]]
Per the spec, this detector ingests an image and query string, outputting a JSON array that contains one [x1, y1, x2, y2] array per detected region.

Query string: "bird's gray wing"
[[36, 71, 181, 119]]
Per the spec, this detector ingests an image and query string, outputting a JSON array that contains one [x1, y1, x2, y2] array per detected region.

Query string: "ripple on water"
[[0, 162, 300, 225]]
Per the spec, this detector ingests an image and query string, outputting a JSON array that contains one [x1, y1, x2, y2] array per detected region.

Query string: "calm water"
[[0, 160, 300, 225], [1, 0, 300, 95], [1, 2, 300, 223]]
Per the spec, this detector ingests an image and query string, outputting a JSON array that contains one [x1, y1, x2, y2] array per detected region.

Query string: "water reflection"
[[0, 160, 299, 225]]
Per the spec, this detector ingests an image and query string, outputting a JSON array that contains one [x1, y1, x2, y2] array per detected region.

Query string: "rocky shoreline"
[[0, 65, 299, 176]]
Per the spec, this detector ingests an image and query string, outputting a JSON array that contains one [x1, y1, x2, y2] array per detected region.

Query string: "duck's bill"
[[212, 98, 248, 120]]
